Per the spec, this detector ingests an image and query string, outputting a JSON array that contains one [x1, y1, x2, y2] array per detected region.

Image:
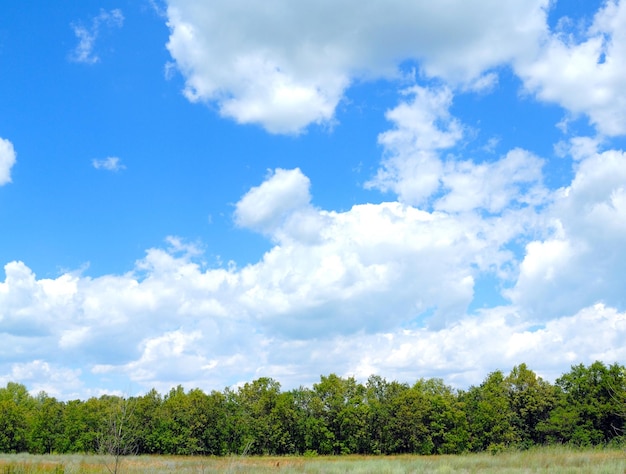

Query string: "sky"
[[1, 0, 626, 400]]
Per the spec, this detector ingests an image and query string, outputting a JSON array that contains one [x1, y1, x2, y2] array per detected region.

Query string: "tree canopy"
[[1, 361, 624, 456]]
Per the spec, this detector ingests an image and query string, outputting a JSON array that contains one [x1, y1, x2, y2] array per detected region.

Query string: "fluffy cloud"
[[365, 86, 462, 205], [509, 145, 626, 318], [0, 137, 16, 186], [2, 233, 624, 398], [70, 9, 124, 64], [234, 168, 313, 235], [165, 0, 547, 133], [367, 85, 548, 215], [517, 0, 626, 136]]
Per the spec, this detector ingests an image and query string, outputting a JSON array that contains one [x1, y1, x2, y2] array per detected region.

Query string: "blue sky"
[[1, 0, 626, 399]]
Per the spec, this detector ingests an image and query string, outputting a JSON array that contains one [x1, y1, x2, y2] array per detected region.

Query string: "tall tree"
[[504, 363, 558, 446], [365, 376, 407, 454], [463, 370, 518, 451], [151, 385, 206, 455], [0, 383, 33, 453], [29, 392, 65, 454], [387, 383, 432, 454], [199, 390, 229, 455], [128, 389, 162, 454], [415, 378, 469, 454], [540, 361, 626, 445], [311, 374, 368, 454], [235, 377, 282, 454]]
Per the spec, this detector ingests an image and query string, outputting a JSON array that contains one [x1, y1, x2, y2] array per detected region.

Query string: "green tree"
[[539, 361, 626, 445], [311, 374, 368, 454], [236, 377, 291, 455], [0, 383, 34, 453], [415, 378, 469, 454], [61, 397, 108, 453], [29, 392, 65, 454], [387, 383, 432, 454], [504, 363, 558, 446], [267, 390, 300, 454], [128, 388, 162, 454], [151, 385, 208, 455], [291, 386, 333, 454], [199, 390, 229, 455], [365, 376, 404, 454], [463, 370, 518, 451]]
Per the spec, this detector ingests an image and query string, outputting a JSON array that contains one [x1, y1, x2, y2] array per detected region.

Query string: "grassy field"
[[0, 446, 625, 473]]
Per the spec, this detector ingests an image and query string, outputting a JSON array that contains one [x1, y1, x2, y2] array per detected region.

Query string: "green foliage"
[[505, 363, 558, 446], [128, 388, 161, 454], [538, 361, 626, 445], [0, 383, 34, 453], [415, 378, 469, 454], [29, 393, 65, 454], [2, 360, 625, 457], [463, 370, 518, 451]]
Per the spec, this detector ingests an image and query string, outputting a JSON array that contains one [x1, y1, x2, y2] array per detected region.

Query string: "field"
[[0, 446, 625, 473]]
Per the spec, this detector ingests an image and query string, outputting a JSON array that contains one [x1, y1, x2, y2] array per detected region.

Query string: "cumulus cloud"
[[333, 303, 626, 388], [2, 229, 624, 398], [365, 85, 462, 205], [366, 85, 548, 214], [517, 0, 626, 136], [508, 145, 626, 318], [0, 137, 16, 186], [234, 168, 312, 235], [92, 156, 126, 172], [164, 0, 547, 133], [70, 9, 124, 64]]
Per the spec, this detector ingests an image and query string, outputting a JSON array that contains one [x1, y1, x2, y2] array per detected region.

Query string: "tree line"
[[0, 361, 625, 456]]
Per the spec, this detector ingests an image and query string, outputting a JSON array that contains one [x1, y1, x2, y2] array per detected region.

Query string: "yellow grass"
[[0, 446, 624, 473]]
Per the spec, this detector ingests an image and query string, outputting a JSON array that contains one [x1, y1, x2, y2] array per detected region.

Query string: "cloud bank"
[[2, 129, 625, 397]]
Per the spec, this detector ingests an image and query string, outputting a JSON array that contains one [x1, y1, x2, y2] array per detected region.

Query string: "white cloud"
[[0, 361, 82, 399], [92, 156, 126, 172], [508, 146, 626, 318], [365, 85, 462, 205], [234, 168, 313, 235], [517, 0, 626, 136], [0, 137, 16, 186], [436, 148, 547, 213], [367, 86, 548, 214], [70, 9, 124, 64], [331, 303, 626, 388], [165, 0, 547, 133]]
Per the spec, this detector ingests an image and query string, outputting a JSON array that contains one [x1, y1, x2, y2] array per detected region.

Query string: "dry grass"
[[0, 446, 624, 473]]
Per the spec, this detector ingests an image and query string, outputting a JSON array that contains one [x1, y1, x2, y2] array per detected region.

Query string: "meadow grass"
[[0, 446, 624, 473]]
